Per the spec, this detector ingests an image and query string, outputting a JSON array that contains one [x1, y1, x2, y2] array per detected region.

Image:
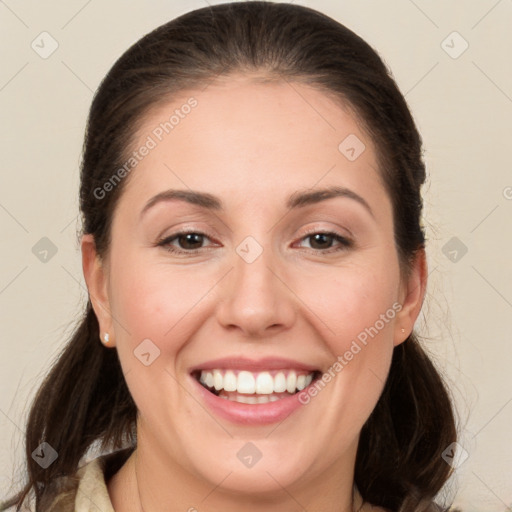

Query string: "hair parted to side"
[[2, 2, 457, 511]]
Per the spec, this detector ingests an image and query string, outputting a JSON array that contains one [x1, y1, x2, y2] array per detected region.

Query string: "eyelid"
[[292, 225, 353, 252], [294, 222, 353, 242], [156, 224, 354, 257], [156, 222, 216, 240], [297, 224, 352, 240], [156, 228, 219, 251]]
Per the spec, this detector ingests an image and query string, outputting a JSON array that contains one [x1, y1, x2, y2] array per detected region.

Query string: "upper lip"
[[189, 356, 320, 373]]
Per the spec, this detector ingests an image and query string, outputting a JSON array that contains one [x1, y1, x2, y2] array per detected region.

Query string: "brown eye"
[[308, 233, 335, 250], [175, 233, 205, 250], [157, 230, 216, 255], [297, 231, 353, 253]]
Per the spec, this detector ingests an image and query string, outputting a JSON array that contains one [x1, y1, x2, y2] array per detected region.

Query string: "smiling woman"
[[1, 2, 458, 512]]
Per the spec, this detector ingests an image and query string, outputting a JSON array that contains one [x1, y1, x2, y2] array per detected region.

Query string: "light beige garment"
[[12, 449, 132, 512], [73, 456, 115, 512]]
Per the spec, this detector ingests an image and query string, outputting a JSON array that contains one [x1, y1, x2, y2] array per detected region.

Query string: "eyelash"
[[156, 228, 353, 255]]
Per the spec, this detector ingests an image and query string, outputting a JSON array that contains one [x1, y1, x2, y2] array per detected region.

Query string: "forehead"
[[115, 75, 389, 220]]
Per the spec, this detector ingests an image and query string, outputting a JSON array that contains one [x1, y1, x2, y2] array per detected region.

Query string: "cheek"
[[285, 260, 400, 466], [291, 256, 400, 424], [108, 250, 204, 347], [293, 259, 400, 351]]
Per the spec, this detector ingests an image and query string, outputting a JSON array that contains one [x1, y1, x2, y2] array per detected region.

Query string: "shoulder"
[[44, 447, 133, 512], [362, 502, 461, 512], [364, 505, 391, 512]]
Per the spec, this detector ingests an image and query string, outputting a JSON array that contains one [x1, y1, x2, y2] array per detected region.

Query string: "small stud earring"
[[103, 333, 110, 344], [401, 328, 405, 334]]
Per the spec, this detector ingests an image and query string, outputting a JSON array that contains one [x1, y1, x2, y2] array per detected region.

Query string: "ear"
[[394, 247, 427, 346], [81, 234, 116, 347]]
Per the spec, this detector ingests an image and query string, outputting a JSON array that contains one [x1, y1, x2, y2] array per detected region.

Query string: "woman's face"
[[83, 75, 425, 498]]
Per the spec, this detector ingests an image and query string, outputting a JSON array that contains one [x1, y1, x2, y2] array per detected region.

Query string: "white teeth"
[[198, 369, 316, 395], [217, 392, 289, 404], [205, 372, 214, 388], [237, 371, 256, 394], [255, 372, 274, 394], [223, 370, 237, 392], [274, 372, 287, 393], [286, 372, 297, 393], [213, 370, 223, 391]]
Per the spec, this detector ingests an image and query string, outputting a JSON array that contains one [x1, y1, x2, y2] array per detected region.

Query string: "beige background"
[[1, 1, 511, 510]]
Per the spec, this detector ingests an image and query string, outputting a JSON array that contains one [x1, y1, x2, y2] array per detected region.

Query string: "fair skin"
[[82, 75, 427, 512]]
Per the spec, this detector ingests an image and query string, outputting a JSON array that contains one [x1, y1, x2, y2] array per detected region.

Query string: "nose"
[[215, 244, 296, 338]]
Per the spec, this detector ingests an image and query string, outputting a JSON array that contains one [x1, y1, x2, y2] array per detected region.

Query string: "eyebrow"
[[139, 185, 374, 219]]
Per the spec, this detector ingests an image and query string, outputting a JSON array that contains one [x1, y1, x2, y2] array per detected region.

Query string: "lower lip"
[[190, 374, 314, 425]]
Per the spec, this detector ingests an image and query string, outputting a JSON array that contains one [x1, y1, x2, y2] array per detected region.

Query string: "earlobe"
[[81, 234, 116, 347], [394, 248, 427, 346]]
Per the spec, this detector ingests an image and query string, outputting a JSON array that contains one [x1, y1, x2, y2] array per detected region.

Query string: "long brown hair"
[[2, 2, 457, 511]]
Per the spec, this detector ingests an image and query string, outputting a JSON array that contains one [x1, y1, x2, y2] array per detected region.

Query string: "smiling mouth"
[[192, 368, 322, 403]]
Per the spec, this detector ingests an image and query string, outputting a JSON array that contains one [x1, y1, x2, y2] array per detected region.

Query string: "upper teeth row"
[[199, 369, 314, 395]]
